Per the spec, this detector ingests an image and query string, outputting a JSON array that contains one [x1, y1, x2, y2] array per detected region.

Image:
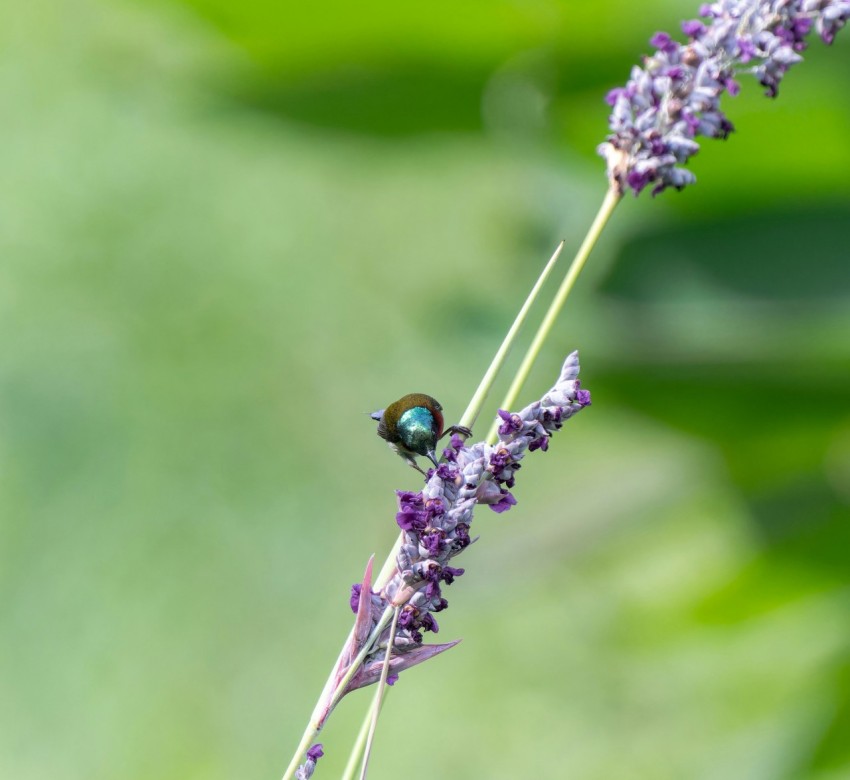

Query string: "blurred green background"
[[2, 0, 849, 778]]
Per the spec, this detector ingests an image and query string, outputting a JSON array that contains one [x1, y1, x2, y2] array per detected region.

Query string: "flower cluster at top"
[[342, 352, 591, 696], [598, 0, 850, 196]]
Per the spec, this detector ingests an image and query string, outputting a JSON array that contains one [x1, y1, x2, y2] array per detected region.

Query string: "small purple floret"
[[398, 606, 416, 629], [453, 523, 471, 549], [396, 506, 427, 532], [528, 435, 549, 452], [576, 388, 592, 407], [682, 19, 705, 37], [424, 580, 441, 601], [650, 31, 679, 54], [295, 744, 324, 780], [350, 583, 362, 613], [490, 490, 517, 514], [497, 409, 522, 436], [442, 565, 465, 584], [489, 448, 511, 470], [421, 530, 444, 557]]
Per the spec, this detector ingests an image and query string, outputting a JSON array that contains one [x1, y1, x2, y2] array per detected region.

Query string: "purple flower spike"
[[313, 353, 590, 732], [599, 0, 850, 196]]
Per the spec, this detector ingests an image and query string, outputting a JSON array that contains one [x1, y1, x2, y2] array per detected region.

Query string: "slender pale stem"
[[281, 719, 318, 780], [486, 186, 621, 443], [458, 240, 564, 431], [358, 606, 401, 780], [341, 715, 370, 780], [373, 535, 403, 593]]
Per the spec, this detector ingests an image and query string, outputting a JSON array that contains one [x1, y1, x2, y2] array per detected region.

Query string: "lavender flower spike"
[[332, 352, 590, 699], [598, 0, 850, 196]]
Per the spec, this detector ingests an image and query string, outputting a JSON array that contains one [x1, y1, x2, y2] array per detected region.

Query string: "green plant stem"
[[486, 185, 621, 443], [358, 606, 401, 780], [458, 239, 565, 431], [341, 715, 370, 780]]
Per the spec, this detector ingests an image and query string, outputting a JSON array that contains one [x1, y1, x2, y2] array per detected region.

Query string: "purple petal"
[[489, 490, 517, 514]]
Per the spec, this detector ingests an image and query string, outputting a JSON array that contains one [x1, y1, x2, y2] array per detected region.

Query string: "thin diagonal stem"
[[358, 606, 401, 780], [458, 240, 564, 431], [486, 185, 621, 443], [341, 715, 370, 780]]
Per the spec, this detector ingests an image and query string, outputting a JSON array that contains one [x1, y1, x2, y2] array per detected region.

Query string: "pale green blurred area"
[[1, 0, 850, 778]]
